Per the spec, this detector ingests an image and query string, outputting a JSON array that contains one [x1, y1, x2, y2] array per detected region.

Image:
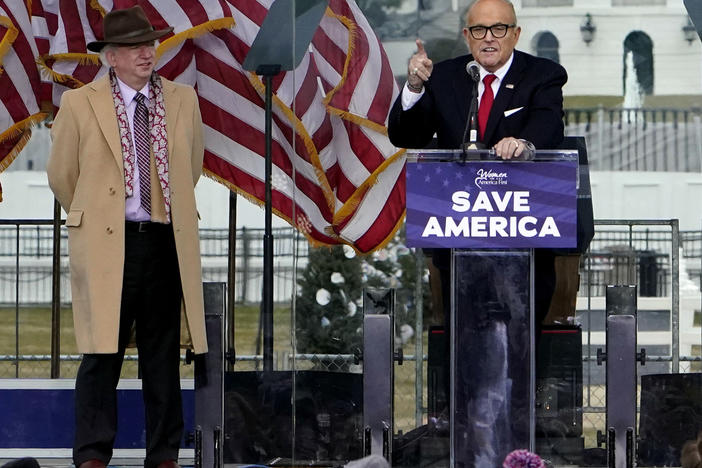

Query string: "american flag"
[[0, 0, 48, 201], [8, 0, 405, 254]]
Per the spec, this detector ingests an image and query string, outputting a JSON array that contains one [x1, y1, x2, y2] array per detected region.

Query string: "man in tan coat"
[[47, 6, 207, 468]]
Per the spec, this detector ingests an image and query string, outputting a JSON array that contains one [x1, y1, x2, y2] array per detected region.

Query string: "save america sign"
[[405, 160, 577, 248]]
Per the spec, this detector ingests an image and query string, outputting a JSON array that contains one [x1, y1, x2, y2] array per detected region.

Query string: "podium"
[[406, 148, 579, 467]]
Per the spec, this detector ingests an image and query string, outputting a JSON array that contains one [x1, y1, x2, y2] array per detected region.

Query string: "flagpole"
[[242, 0, 328, 372], [258, 65, 280, 372], [226, 191, 237, 372]]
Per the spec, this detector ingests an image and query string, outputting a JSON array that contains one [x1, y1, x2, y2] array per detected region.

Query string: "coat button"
[[108, 187, 116, 195], [106, 226, 113, 234]]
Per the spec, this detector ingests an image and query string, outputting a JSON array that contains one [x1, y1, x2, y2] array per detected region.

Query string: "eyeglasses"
[[467, 23, 516, 39]]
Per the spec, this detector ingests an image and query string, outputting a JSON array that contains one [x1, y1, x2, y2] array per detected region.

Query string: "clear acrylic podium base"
[[451, 249, 534, 468]]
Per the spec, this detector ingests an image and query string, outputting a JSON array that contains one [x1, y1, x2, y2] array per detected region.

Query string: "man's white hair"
[[98, 44, 116, 66], [98, 41, 159, 66]]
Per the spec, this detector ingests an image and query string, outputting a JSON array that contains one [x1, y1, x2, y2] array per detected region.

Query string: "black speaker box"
[[535, 325, 584, 464], [224, 370, 363, 465], [638, 373, 702, 467], [427, 326, 448, 418]]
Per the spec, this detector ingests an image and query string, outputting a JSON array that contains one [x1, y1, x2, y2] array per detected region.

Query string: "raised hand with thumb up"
[[407, 39, 433, 92]]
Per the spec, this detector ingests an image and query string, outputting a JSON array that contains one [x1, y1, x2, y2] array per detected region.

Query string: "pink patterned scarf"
[[109, 68, 171, 221]]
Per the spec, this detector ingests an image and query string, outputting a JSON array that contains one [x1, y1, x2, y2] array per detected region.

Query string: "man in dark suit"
[[389, 0, 566, 157], [389, 0, 568, 339], [390, 0, 568, 328], [388, 0, 567, 465]]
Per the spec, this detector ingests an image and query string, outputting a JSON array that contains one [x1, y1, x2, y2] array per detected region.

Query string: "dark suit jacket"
[[388, 49, 567, 150], [388, 50, 568, 326]]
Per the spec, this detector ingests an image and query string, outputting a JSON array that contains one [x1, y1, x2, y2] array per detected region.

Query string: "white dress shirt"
[[401, 52, 515, 111]]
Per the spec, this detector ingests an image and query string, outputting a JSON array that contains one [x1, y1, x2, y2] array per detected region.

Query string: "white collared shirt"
[[116, 76, 152, 222], [401, 52, 515, 111], [477, 52, 513, 103]]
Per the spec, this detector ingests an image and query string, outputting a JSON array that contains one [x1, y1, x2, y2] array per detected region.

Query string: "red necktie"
[[478, 74, 497, 140]]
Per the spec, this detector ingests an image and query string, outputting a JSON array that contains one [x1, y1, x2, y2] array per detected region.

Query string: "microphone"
[[461, 60, 483, 158], [466, 60, 480, 82]]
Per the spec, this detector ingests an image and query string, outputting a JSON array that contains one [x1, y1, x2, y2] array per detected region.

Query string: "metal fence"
[[2, 219, 701, 446], [579, 224, 692, 298], [0, 224, 307, 261], [4, 223, 698, 305], [564, 107, 702, 172], [7, 107, 701, 175], [0, 224, 307, 305]]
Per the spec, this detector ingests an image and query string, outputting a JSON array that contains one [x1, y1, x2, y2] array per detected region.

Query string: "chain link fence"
[[2, 219, 701, 453]]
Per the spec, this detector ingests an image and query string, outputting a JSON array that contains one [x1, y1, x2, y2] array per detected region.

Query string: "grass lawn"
[[0, 305, 607, 443], [0, 306, 77, 355], [0, 303, 426, 432], [565, 94, 702, 109], [0, 306, 142, 378], [0, 303, 294, 377], [232, 303, 294, 358], [0, 303, 294, 356]]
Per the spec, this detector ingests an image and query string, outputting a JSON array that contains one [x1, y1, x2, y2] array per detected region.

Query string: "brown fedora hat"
[[87, 6, 173, 52]]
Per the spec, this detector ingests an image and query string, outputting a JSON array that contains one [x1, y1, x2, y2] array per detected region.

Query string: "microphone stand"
[[461, 78, 483, 161]]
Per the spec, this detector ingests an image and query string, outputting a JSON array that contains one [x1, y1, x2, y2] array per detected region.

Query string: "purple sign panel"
[[406, 160, 577, 248]]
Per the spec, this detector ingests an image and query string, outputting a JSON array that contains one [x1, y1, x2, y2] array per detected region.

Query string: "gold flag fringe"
[[89, 0, 106, 17], [157, 18, 235, 60], [37, 18, 235, 86], [246, 72, 337, 215], [329, 149, 406, 253], [0, 113, 48, 174], [319, 9, 394, 135], [332, 148, 406, 225], [0, 16, 19, 69], [36, 53, 91, 88], [202, 168, 340, 249], [234, 7, 405, 253], [47, 52, 101, 66]]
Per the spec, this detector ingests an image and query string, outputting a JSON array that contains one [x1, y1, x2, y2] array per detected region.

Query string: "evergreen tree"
[[295, 245, 365, 355], [363, 230, 433, 345], [295, 229, 432, 356]]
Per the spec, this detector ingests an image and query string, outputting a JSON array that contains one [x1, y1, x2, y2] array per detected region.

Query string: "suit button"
[[108, 187, 116, 195], [106, 226, 113, 234]]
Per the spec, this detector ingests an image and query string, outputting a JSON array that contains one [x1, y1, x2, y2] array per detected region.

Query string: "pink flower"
[[502, 449, 545, 468]]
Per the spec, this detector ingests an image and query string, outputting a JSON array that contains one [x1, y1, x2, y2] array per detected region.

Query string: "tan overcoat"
[[47, 73, 208, 354]]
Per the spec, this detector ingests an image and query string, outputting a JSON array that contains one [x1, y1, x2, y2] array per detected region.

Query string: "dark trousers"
[[73, 222, 183, 468]]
